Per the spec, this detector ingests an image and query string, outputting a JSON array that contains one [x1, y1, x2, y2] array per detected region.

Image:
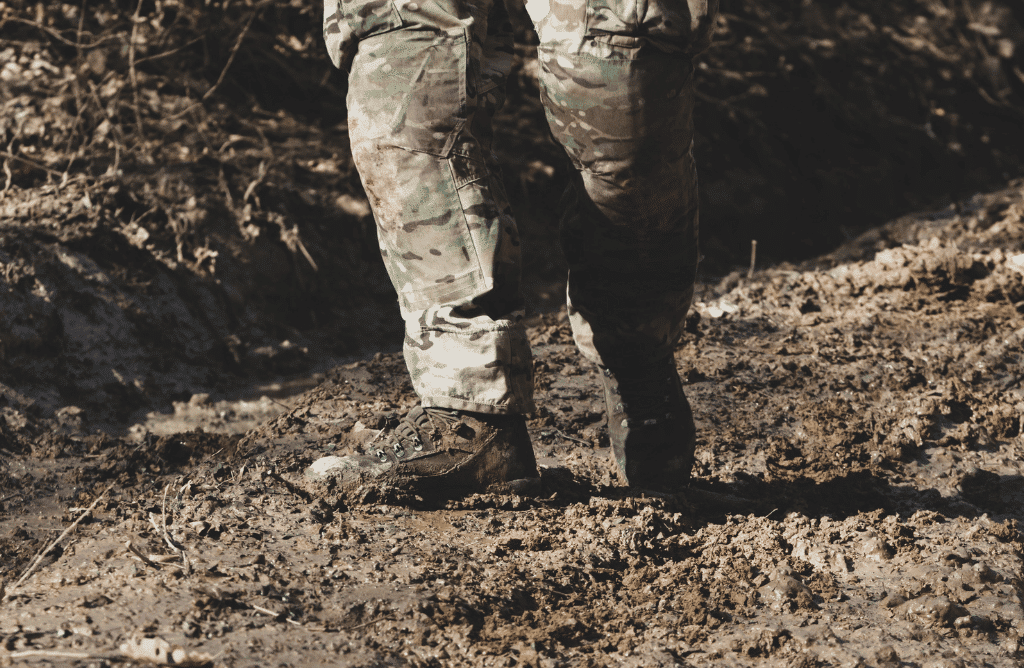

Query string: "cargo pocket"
[[349, 29, 469, 158], [323, 0, 404, 70]]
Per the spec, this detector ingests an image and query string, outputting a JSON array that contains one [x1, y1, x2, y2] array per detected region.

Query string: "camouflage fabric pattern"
[[325, 0, 716, 411], [527, 0, 716, 57], [323, 0, 402, 71], [528, 0, 713, 367]]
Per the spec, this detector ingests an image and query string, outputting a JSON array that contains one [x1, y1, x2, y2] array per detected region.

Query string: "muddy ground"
[[2, 188, 1023, 666], [3, 0, 1024, 666]]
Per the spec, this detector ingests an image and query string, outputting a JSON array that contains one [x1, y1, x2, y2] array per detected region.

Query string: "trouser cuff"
[[404, 322, 535, 415]]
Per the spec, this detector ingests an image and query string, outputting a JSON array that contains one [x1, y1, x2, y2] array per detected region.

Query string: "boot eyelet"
[[412, 437, 424, 452], [393, 443, 406, 458], [375, 449, 388, 462]]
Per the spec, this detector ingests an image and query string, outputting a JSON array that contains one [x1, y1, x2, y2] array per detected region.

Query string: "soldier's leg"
[[526, 0, 717, 368], [325, 0, 533, 415], [526, 0, 718, 490], [310, 0, 538, 497]]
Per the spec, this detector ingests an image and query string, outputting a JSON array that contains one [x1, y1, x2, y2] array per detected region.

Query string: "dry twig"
[[555, 429, 591, 447], [125, 540, 162, 569], [4, 16, 118, 49], [1, 157, 12, 197], [242, 160, 268, 205], [128, 0, 146, 137], [4, 649, 112, 660], [160, 484, 184, 552], [168, 6, 261, 120], [199, 10, 257, 104], [161, 483, 191, 574], [251, 603, 303, 627], [2, 480, 115, 602], [0, 150, 64, 177], [57, 0, 89, 180], [135, 37, 204, 64]]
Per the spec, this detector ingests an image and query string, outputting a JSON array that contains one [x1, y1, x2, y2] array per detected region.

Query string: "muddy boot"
[[305, 406, 540, 498], [600, 359, 696, 493]]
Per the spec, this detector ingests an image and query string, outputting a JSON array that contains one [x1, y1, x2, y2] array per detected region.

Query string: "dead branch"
[[134, 37, 204, 65], [200, 9, 256, 104], [0, 151, 64, 177], [341, 616, 395, 631], [58, 0, 89, 181], [159, 484, 184, 553], [218, 165, 235, 209], [3, 16, 119, 49], [168, 6, 261, 120]]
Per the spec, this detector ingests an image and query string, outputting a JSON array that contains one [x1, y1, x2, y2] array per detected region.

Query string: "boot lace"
[[371, 406, 460, 463]]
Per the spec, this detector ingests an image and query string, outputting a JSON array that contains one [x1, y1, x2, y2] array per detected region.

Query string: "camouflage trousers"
[[324, 0, 717, 414]]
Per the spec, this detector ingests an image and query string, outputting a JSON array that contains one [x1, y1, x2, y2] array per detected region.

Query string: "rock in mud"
[[758, 573, 815, 612], [901, 595, 970, 628]]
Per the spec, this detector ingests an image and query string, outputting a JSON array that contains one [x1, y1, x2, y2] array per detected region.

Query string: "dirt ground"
[[2, 188, 1023, 666], [3, 0, 1024, 666]]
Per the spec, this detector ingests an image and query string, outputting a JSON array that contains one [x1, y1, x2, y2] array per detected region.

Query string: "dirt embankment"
[[3, 0, 1024, 427]]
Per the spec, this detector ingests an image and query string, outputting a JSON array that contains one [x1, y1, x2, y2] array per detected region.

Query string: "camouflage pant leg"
[[526, 0, 718, 368], [325, 0, 534, 414]]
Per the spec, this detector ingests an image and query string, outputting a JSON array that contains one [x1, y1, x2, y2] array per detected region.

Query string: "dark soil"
[[2, 190, 1023, 666], [2, 1, 1024, 666]]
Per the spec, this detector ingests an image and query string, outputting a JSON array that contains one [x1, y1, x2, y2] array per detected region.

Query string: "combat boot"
[[600, 358, 696, 493], [305, 405, 540, 498]]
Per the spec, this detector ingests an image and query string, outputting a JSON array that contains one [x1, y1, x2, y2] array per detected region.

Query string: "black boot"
[[600, 359, 696, 492]]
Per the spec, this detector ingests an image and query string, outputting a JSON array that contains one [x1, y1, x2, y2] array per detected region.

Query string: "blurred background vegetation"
[[1, 0, 1023, 420]]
